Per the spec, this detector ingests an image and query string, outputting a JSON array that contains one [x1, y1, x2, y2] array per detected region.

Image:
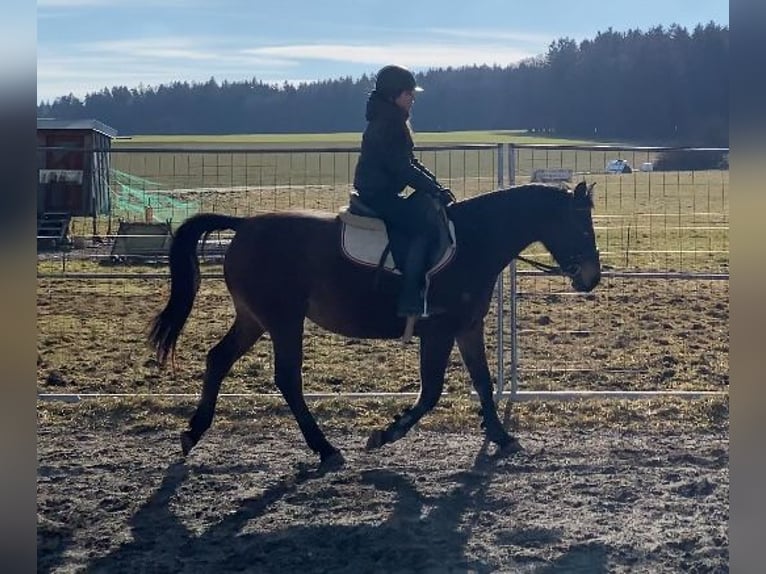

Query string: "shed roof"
[[37, 118, 118, 138]]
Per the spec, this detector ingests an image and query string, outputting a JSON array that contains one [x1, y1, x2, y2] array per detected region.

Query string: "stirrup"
[[401, 316, 417, 343], [396, 291, 427, 318], [399, 297, 429, 344], [397, 305, 428, 318]]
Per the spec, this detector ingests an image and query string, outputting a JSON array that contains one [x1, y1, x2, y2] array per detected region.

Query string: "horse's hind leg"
[[270, 320, 342, 466], [181, 316, 263, 456], [366, 331, 454, 450]]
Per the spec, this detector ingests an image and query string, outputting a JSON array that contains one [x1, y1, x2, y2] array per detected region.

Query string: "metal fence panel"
[[500, 144, 728, 398]]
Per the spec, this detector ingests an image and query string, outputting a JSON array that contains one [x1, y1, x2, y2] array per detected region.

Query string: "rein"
[[515, 254, 562, 274], [516, 250, 598, 278]]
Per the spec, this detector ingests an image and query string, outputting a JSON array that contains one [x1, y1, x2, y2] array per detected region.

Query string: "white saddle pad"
[[338, 206, 456, 277]]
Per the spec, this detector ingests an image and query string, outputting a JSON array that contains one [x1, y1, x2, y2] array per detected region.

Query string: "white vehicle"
[[639, 162, 654, 172], [606, 159, 632, 174]]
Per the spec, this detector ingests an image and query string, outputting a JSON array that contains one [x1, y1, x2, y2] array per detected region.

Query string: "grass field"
[[114, 130, 602, 147], [67, 136, 728, 274]]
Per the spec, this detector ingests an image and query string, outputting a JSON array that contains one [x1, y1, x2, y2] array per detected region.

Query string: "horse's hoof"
[[496, 437, 524, 456], [320, 450, 345, 471], [180, 430, 197, 457], [365, 430, 386, 451]]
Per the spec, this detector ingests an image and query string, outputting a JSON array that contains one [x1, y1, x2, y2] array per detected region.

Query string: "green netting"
[[110, 169, 199, 224]]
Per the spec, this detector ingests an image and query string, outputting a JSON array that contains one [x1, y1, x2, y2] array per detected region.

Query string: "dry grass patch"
[[38, 394, 728, 440]]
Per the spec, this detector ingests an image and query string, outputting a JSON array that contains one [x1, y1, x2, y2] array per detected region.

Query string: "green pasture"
[[108, 130, 603, 194], [115, 130, 600, 147], [70, 135, 728, 274]]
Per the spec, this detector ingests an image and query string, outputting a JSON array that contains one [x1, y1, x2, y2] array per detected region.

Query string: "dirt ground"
[[37, 236, 729, 573], [37, 422, 728, 573]]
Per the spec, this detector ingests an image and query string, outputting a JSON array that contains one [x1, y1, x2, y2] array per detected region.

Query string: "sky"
[[37, 0, 728, 104]]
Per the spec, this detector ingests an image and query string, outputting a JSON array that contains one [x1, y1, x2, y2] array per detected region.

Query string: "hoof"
[[180, 430, 197, 457], [320, 450, 345, 471], [365, 430, 386, 451], [496, 437, 524, 457]]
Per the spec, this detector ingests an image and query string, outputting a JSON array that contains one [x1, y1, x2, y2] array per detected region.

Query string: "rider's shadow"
[[85, 443, 606, 574]]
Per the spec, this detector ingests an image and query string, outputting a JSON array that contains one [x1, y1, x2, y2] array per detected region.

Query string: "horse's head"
[[540, 181, 601, 292]]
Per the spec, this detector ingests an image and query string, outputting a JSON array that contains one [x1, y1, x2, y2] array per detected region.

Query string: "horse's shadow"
[[85, 439, 609, 574]]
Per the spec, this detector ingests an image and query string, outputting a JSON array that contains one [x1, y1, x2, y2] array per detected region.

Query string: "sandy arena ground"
[[38, 421, 728, 573]]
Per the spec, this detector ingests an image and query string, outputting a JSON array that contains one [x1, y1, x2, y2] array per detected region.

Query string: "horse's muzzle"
[[569, 258, 601, 292]]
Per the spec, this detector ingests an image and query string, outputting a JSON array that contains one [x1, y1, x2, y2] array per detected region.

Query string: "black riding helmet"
[[374, 65, 423, 100]]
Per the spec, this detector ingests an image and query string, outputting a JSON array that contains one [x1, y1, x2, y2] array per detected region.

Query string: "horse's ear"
[[574, 180, 588, 198]]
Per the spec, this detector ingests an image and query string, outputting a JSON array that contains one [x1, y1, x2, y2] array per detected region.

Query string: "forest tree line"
[[37, 23, 728, 145]]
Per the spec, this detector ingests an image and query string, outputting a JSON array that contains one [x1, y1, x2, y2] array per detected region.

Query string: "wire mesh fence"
[[499, 144, 728, 397]]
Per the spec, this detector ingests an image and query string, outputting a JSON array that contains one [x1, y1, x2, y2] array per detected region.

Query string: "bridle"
[[515, 199, 598, 278], [515, 254, 565, 275], [515, 253, 596, 278]]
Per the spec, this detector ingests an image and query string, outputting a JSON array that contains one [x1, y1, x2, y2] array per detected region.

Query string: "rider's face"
[[394, 90, 415, 112]]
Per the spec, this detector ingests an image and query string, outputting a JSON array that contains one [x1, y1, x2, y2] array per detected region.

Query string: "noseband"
[[516, 199, 597, 278], [515, 252, 597, 278]]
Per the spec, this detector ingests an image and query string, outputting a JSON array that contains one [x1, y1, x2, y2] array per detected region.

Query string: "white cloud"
[[242, 42, 537, 69], [70, 36, 295, 66], [38, 0, 185, 7], [37, 34, 301, 101], [37, 37, 539, 103], [38, 0, 116, 5], [426, 27, 554, 46], [80, 38, 221, 61], [36, 46, 298, 102]]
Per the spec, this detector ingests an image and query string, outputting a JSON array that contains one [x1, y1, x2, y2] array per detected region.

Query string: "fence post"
[[508, 144, 518, 399], [509, 258, 518, 398], [495, 143, 505, 398]]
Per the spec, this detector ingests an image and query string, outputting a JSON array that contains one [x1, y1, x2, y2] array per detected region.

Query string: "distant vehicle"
[[606, 159, 632, 174], [639, 162, 654, 172]]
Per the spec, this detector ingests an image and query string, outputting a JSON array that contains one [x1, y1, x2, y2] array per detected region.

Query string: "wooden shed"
[[37, 118, 117, 215], [37, 118, 118, 247]]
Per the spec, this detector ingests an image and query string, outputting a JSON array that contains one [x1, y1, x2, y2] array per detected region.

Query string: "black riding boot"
[[397, 236, 431, 317]]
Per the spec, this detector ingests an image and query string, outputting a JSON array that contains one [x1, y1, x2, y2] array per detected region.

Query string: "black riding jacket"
[[353, 92, 445, 202]]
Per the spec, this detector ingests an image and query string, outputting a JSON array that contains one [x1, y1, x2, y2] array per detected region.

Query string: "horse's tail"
[[147, 213, 243, 366]]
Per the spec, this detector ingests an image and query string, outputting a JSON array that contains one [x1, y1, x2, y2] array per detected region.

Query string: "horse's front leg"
[[366, 330, 454, 450], [456, 320, 522, 452]]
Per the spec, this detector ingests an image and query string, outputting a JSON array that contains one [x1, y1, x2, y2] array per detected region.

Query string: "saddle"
[[338, 194, 456, 278]]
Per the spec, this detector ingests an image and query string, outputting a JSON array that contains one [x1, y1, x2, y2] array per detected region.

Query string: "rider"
[[352, 64, 455, 317]]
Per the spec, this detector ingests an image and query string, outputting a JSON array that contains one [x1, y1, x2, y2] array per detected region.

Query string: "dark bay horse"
[[148, 181, 601, 466]]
